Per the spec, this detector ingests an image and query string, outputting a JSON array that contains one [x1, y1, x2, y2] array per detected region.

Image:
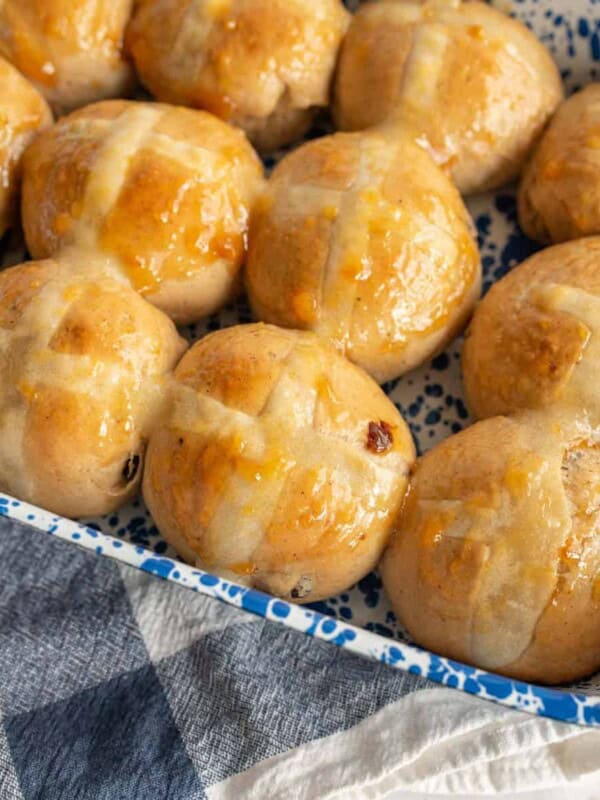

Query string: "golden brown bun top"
[[462, 238, 600, 423], [246, 128, 480, 382], [519, 84, 600, 244], [0, 256, 185, 375], [381, 413, 600, 684], [0, 0, 135, 113], [143, 323, 415, 601], [126, 0, 350, 122], [171, 324, 414, 456], [0, 256, 186, 518], [334, 0, 563, 194], [0, 55, 52, 235], [21, 100, 265, 322]]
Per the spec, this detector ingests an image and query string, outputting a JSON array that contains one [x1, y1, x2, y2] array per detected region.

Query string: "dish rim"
[[2, 490, 598, 728]]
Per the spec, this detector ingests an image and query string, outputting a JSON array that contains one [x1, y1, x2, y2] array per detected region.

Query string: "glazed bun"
[[143, 323, 415, 603], [462, 238, 600, 421], [0, 0, 135, 114], [334, 0, 563, 195], [395, 237, 600, 683], [126, 0, 350, 151], [21, 100, 265, 325], [381, 414, 600, 684], [0, 56, 52, 238], [519, 85, 600, 244], [246, 129, 481, 383], [0, 258, 186, 518]]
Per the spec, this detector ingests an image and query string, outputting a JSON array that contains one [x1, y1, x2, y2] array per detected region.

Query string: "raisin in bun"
[[126, 0, 350, 152], [143, 323, 415, 603], [334, 0, 563, 195], [0, 257, 186, 518], [21, 100, 265, 325]]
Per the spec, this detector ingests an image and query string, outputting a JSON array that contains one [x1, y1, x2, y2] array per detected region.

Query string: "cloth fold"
[[1, 517, 599, 800], [207, 689, 598, 800]]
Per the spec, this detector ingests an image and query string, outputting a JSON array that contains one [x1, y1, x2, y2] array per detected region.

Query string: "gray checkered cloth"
[[2, 518, 598, 800]]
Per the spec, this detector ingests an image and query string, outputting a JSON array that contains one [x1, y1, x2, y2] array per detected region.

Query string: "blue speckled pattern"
[[2, 0, 600, 728]]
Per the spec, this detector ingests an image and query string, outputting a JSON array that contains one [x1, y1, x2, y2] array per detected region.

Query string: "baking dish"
[[1, 0, 599, 727]]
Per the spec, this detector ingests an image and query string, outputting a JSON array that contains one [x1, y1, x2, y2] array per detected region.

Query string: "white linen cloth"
[[209, 689, 600, 799]]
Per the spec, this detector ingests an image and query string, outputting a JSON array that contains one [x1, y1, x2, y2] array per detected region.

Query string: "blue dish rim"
[[2, 490, 599, 728]]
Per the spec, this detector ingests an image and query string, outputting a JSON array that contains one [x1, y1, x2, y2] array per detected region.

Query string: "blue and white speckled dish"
[[3, 0, 600, 727]]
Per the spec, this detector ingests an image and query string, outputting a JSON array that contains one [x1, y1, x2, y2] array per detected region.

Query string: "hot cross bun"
[[143, 323, 415, 603], [334, 0, 563, 195], [519, 85, 600, 244], [21, 100, 265, 324], [246, 128, 481, 383], [126, 0, 350, 152], [0, 56, 52, 239], [0, 257, 186, 518], [0, 0, 135, 114], [382, 240, 600, 683]]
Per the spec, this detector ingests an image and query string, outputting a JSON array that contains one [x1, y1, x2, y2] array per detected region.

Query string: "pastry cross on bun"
[[21, 100, 265, 325], [381, 413, 600, 685], [382, 240, 600, 684], [246, 128, 481, 383], [462, 238, 600, 422], [143, 323, 416, 603], [0, 0, 136, 114], [334, 0, 563, 195], [0, 257, 186, 519], [126, 0, 350, 151]]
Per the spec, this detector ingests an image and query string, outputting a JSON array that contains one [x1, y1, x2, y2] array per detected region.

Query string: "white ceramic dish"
[[2, 0, 600, 727]]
